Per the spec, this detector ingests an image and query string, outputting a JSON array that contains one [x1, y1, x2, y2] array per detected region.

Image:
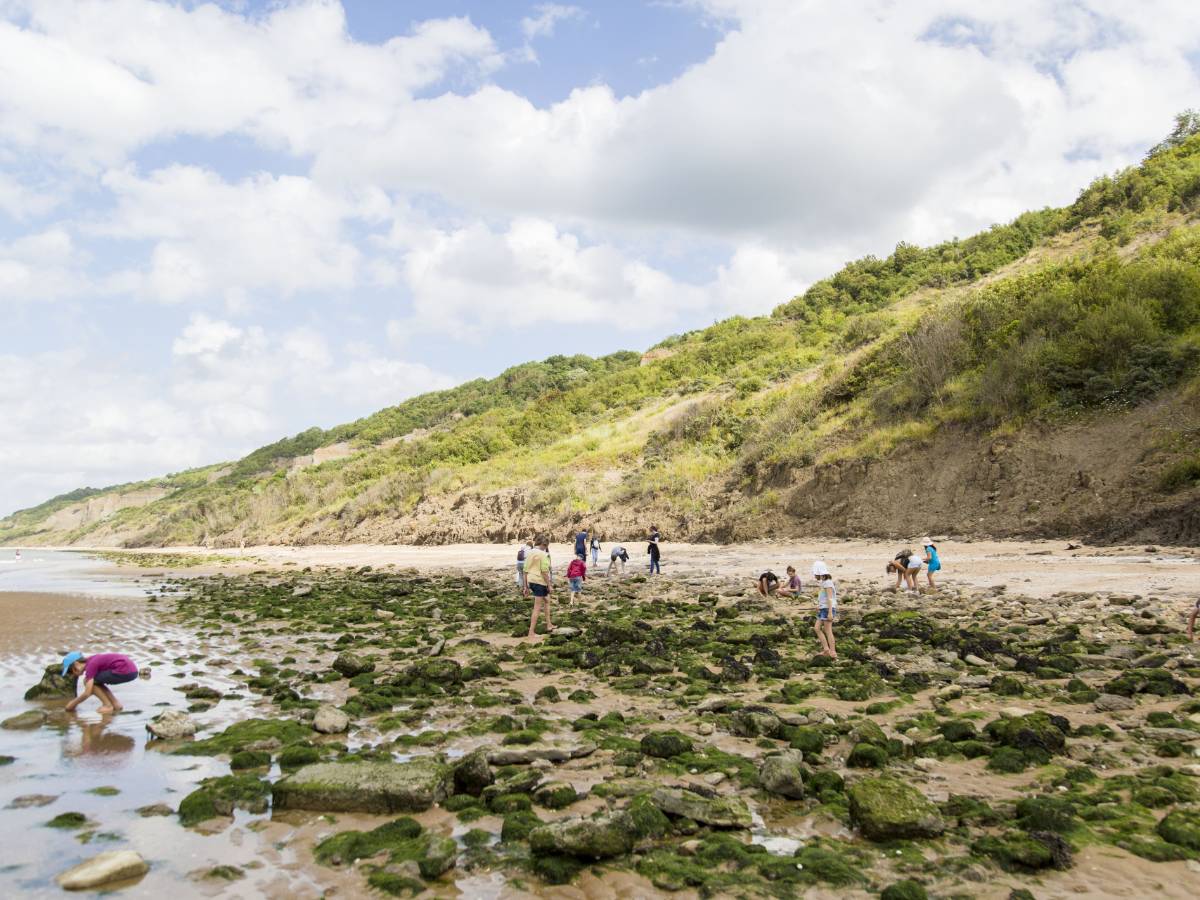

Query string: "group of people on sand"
[[756, 560, 840, 658], [515, 525, 662, 639], [884, 539, 941, 590]]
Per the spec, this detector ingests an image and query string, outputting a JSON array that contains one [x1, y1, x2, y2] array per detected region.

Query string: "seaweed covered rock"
[[985, 712, 1068, 755], [1156, 808, 1200, 851], [650, 788, 752, 828], [973, 830, 1073, 870], [528, 811, 637, 859], [730, 708, 782, 739], [2, 709, 47, 730], [315, 817, 456, 879], [332, 651, 374, 678], [847, 776, 945, 841], [451, 750, 493, 797], [25, 664, 76, 701], [1101, 668, 1188, 698], [273, 759, 450, 813], [178, 775, 271, 826], [173, 717, 309, 756], [640, 730, 693, 759], [758, 751, 806, 799]]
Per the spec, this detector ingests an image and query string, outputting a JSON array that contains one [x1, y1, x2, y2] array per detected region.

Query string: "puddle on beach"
[[0, 553, 330, 898]]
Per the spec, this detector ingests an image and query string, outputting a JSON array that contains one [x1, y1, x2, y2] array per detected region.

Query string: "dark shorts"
[[529, 583, 549, 598], [94, 670, 137, 686]]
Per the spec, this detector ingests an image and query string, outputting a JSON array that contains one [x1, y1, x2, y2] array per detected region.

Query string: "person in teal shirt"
[[922, 539, 941, 589]]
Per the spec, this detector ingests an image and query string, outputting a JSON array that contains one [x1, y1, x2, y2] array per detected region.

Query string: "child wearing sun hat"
[[61, 651, 140, 714]]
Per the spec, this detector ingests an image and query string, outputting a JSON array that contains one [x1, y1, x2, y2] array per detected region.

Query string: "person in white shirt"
[[811, 560, 837, 659]]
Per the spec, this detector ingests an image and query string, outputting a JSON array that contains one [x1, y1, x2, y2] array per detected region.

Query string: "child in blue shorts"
[[811, 560, 837, 659]]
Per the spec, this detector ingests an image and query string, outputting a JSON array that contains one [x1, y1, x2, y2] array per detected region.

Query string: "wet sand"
[[2, 547, 1199, 898]]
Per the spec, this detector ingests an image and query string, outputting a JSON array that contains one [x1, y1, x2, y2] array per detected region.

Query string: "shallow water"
[[0, 558, 331, 898], [0, 550, 149, 597]]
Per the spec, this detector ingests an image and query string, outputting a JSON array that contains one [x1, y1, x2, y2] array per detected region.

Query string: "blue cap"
[[61, 652, 83, 678]]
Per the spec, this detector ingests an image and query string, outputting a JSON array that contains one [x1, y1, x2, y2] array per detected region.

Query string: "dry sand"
[[67, 538, 1200, 601]]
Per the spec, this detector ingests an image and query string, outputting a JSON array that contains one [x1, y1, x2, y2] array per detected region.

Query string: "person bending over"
[[757, 570, 780, 596], [62, 652, 140, 714]]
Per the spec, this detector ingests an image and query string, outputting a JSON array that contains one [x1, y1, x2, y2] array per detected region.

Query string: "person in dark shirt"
[[61, 651, 140, 714]]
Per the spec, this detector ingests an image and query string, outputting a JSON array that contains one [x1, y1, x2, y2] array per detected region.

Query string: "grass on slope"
[[6, 118, 1200, 545]]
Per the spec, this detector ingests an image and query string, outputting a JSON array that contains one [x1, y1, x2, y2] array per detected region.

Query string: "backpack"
[[517, 548, 526, 562]]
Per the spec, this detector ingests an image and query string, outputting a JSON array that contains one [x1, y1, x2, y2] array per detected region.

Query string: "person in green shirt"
[[523, 535, 555, 639]]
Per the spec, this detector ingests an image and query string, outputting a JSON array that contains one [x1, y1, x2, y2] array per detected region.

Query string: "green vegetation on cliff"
[[5, 119, 1200, 546]]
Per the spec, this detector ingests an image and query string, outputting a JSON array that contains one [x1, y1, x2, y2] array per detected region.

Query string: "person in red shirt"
[[61, 652, 139, 714], [566, 557, 587, 604]]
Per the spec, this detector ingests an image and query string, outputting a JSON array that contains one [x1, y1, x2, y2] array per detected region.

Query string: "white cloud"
[[0, 228, 84, 302], [97, 165, 363, 304], [0, 317, 457, 515], [521, 4, 585, 41]]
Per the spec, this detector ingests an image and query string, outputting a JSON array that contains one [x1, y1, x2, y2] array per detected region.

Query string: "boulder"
[[486, 742, 596, 766], [1, 709, 47, 730], [332, 651, 374, 678], [649, 788, 752, 828], [451, 750, 494, 797], [313, 706, 350, 735], [1157, 809, 1200, 850], [730, 708, 782, 739], [24, 664, 76, 701], [640, 731, 693, 758], [848, 776, 945, 841], [56, 851, 149, 890], [146, 710, 197, 741], [758, 751, 806, 799], [529, 812, 637, 859], [272, 759, 450, 813]]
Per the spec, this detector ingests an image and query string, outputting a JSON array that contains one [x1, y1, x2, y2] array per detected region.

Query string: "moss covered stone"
[[316, 817, 456, 879], [46, 812, 89, 829], [640, 730, 694, 758], [1157, 808, 1200, 850], [973, 830, 1072, 870], [847, 742, 889, 769], [229, 750, 271, 770], [500, 810, 543, 842], [881, 880, 929, 900], [847, 776, 945, 841], [758, 751, 806, 799], [529, 811, 637, 859], [272, 759, 450, 813], [179, 775, 271, 826], [650, 787, 752, 828], [172, 717, 310, 756]]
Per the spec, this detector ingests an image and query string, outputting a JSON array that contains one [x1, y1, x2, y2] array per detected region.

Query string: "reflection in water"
[[62, 720, 137, 762]]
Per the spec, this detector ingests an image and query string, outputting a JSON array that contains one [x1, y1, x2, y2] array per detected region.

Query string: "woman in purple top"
[[61, 651, 138, 714]]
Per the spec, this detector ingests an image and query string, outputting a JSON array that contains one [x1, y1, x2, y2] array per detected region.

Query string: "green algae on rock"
[[272, 759, 450, 813], [178, 775, 271, 826], [847, 776, 945, 841], [24, 663, 77, 701], [172, 717, 310, 756], [528, 811, 638, 859], [650, 787, 753, 828]]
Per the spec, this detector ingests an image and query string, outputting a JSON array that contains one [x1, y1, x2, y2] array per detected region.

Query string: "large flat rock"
[[56, 851, 148, 890], [272, 759, 450, 814]]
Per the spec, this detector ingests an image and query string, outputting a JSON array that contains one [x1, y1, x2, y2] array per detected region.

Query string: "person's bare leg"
[[543, 598, 553, 633], [95, 684, 120, 713], [927, 570, 936, 589], [824, 621, 837, 659], [813, 620, 830, 655], [527, 599, 542, 638]]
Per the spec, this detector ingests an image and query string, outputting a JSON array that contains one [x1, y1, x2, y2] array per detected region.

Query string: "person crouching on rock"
[[811, 561, 838, 659], [62, 652, 139, 714], [886, 549, 913, 590], [523, 535, 554, 639], [757, 570, 780, 596], [777, 565, 803, 598]]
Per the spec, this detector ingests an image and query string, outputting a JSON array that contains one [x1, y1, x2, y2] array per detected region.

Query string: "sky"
[[2, 0, 1200, 517]]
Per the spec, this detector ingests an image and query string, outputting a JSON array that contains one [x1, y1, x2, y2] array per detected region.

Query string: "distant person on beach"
[[574, 526, 588, 560], [647, 537, 661, 575], [921, 538, 941, 589], [886, 549, 918, 591], [811, 561, 838, 658], [566, 556, 587, 603], [1188, 599, 1199, 642], [62, 652, 138, 714], [590, 534, 600, 566], [608, 545, 628, 577], [777, 565, 803, 597], [757, 570, 780, 596], [648, 524, 660, 545], [516, 540, 532, 589], [523, 536, 554, 639], [904, 548, 922, 590]]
